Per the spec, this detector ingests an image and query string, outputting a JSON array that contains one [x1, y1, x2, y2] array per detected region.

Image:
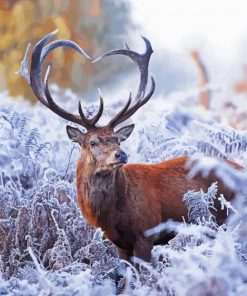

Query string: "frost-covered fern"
[[0, 88, 246, 295], [183, 182, 218, 225]]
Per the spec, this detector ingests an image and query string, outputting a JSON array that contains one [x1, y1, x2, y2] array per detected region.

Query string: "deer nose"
[[115, 150, 128, 163]]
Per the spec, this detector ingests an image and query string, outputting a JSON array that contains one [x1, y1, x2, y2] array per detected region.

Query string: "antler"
[[93, 37, 155, 128], [18, 30, 104, 131], [19, 32, 155, 130]]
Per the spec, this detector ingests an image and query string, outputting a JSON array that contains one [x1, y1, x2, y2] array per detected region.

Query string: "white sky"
[[130, 0, 247, 61]]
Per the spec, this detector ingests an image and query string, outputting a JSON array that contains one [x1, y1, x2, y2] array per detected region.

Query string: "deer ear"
[[115, 124, 135, 142], [66, 125, 85, 144]]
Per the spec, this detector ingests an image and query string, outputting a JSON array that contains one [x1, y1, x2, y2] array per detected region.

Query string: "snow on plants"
[[0, 87, 246, 295]]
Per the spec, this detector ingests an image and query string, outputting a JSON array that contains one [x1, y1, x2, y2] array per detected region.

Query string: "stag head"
[[18, 30, 155, 171], [66, 125, 134, 170]]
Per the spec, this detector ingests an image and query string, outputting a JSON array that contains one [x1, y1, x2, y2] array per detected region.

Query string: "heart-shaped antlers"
[[18, 31, 155, 130]]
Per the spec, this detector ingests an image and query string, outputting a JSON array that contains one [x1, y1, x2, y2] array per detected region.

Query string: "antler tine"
[[93, 36, 155, 128], [77, 95, 104, 130], [16, 42, 32, 85], [30, 30, 58, 107], [93, 36, 153, 101], [107, 93, 132, 128], [41, 39, 90, 63], [19, 30, 107, 130], [89, 95, 104, 125], [78, 101, 92, 130], [30, 30, 90, 106], [109, 76, 155, 128], [124, 42, 130, 50], [44, 65, 83, 125]]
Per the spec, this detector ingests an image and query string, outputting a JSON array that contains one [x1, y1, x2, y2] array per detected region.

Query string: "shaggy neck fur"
[[76, 154, 125, 230]]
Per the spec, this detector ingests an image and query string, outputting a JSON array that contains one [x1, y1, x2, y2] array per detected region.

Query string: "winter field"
[[0, 70, 247, 295]]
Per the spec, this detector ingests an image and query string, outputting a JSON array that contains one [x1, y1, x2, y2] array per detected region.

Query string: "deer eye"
[[90, 141, 97, 147]]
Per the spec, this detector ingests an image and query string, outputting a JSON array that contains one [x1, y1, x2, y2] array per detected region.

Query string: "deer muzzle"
[[115, 150, 128, 163]]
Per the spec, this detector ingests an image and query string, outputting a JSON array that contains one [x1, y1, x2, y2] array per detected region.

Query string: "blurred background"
[[0, 0, 135, 101], [1, 0, 247, 128]]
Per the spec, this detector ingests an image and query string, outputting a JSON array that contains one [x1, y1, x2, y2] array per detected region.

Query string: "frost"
[[183, 182, 218, 225], [218, 194, 238, 215], [0, 89, 246, 295]]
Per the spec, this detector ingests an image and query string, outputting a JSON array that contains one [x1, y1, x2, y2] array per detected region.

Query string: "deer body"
[[76, 154, 238, 262], [21, 31, 239, 263]]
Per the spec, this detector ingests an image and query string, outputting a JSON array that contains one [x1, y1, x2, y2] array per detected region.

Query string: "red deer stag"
[[19, 31, 240, 263]]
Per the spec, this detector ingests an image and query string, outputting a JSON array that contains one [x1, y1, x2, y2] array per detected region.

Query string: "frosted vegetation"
[[0, 87, 246, 295]]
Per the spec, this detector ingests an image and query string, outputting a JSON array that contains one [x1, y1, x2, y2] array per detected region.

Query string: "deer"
[[19, 31, 241, 263]]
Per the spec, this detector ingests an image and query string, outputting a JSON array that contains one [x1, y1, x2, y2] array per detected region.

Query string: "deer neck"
[[76, 155, 125, 228]]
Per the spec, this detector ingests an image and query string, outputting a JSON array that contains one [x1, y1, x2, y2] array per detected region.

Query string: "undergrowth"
[[0, 90, 246, 295]]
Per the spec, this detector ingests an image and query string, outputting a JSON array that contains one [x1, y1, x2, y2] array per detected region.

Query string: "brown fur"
[[76, 149, 241, 262], [27, 31, 239, 263]]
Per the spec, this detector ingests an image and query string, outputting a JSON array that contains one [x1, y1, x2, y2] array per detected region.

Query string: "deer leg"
[[117, 247, 132, 262], [132, 236, 153, 263], [154, 231, 176, 245]]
